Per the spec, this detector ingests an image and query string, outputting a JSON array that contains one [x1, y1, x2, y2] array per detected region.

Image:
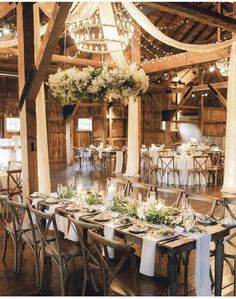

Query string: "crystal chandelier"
[[67, 8, 134, 54], [216, 58, 229, 77]]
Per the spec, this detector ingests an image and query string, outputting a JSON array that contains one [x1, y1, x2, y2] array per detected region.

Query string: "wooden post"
[[17, 3, 38, 195], [109, 107, 113, 145], [199, 73, 204, 134], [101, 102, 107, 146], [34, 3, 51, 193], [131, 26, 142, 148], [66, 119, 74, 165]]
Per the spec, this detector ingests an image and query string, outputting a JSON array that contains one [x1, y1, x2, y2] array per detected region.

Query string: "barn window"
[[6, 118, 20, 133], [78, 118, 92, 131]]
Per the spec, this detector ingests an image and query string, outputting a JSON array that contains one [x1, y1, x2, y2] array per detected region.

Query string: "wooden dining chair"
[[7, 169, 23, 202], [0, 195, 19, 273], [106, 177, 130, 197], [88, 229, 169, 296], [127, 181, 152, 200], [8, 160, 22, 170], [7, 200, 40, 286], [210, 195, 236, 295], [187, 155, 209, 186], [152, 186, 185, 208], [159, 156, 180, 185], [207, 155, 225, 186], [29, 205, 82, 296], [67, 215, 103, 295]]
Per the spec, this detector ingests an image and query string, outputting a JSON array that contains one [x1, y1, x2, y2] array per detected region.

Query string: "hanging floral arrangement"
[[47, 64, 149, 105]]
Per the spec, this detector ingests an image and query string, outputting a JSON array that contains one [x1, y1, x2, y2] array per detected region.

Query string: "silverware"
[[159, 235, 181, 244]]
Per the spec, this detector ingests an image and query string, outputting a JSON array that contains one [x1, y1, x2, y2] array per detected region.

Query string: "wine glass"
[[93, 181, 99, 193], [61, 185, 67, 199], [183, 210, 196, 233], [68, 176, 75, 190], [57, 183, 62, 199]]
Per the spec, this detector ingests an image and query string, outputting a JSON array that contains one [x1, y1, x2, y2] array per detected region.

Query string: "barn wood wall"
[[0, 77, 227, 162]]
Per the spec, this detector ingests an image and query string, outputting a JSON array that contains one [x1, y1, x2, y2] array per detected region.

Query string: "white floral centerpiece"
[[47, 64, 149, 105]]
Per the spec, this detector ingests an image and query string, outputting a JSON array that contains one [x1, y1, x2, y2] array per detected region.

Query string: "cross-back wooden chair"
[[106, 177, 130, 197], [8, 160, 22, 170], [0, 195, 19, 272], [152, 186, 185, 208], [187, 155, 209, 186], [29, 205, 82, 296], [7, 200, 41, 286], [88, 229, 169, 296], [141, 152, 153, 183], [127, 181, 152, 200], [210, 194, 236, 295], [7, 169, 23, 202], [67, 215, 103, 295], [159, 156, 180, 185], [207, 155, 225, 186]]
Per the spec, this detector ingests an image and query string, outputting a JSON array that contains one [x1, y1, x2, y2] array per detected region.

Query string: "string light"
[[67, 6, 134, 54]]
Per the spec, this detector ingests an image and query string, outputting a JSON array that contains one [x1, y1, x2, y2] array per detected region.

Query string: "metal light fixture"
[[67, 7, 134, 54], [216, 58, 229, 77]]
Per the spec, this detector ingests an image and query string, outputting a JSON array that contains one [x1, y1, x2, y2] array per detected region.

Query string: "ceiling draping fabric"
[[0, 2, 99, 48], [123, 2, 235, 53], [99, 2, 140, 177], [221, 42, 236, 194]]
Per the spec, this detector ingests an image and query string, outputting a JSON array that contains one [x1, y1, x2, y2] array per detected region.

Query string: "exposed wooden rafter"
[[172, 86, 193, 117], [23, 2, 72, 104], [208, 84, 227, 107], [144, 2, 236, 32], [143, 48, 230, 73], [0, 2, 16, 19]]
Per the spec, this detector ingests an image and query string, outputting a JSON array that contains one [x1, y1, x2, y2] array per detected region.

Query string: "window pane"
[[78, 118, 92, 131], [6, 118, 20, 132]]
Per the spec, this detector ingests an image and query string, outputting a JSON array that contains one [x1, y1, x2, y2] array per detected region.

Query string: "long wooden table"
[[80, 213, 230, 296], [34, 199, 230, 296]]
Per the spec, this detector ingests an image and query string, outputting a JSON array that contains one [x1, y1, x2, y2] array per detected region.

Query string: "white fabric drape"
[[99, 2, 140, 177], [221, 42, 236, 193], [123, 2, 235, 53]]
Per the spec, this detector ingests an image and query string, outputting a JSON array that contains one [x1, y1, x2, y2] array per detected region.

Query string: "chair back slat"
[[29, 205, 62, 257], [88, 229, 138, 295]]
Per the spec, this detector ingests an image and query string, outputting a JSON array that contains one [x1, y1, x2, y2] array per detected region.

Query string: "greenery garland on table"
[[47, 64, 149, 106], [144, 205, 183, 228], [111, 196, 138, 218]]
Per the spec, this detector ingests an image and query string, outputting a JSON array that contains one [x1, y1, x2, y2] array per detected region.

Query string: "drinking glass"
[[68, 176, 75, 190], [183, 210, 196, 232], [76, 181, 83, 194], [93, 181, 99, 193], [61, 185, 67, 199], [118, 186, 124, 197], [57, 183, 62, 198]]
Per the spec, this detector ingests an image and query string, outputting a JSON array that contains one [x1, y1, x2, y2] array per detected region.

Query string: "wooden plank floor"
[[0, 162, 235, 296]]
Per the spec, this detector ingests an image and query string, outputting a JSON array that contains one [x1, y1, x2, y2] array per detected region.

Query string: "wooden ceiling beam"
[[144, 2, 236, 32], [51, 54, 106, 68], [143, 48, 230, 73], [208, 84, 227, 107], [172, 86, 193, 117], [0, 3, 16, 19], [25, 2, 72, 103]]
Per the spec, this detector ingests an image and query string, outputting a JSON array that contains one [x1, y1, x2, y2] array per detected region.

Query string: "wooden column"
[[131, 26, 142, 148], [34, 3, 51, 193], [101, 102, 107, 146], [17, 3, 38, 195], [109, 107, 113, 145], [199, 73, 204, 134], [66, 119, 74, 165]]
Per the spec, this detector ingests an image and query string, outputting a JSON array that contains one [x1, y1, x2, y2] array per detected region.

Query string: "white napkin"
[[99, 149, 102, 159], [194, 233, 212, 296], [103, 224, 115, 259], [67, 212, 84, 241], [175, 226, 212, 296], [114, 151, 123, 173], [139, 235, 157, 276]]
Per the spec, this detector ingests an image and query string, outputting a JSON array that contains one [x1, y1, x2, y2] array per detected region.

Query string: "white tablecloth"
[[0, 170, 8, 190]]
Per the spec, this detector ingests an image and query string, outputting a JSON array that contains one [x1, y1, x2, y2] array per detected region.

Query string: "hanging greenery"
[[47, 64, 149, 105]]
